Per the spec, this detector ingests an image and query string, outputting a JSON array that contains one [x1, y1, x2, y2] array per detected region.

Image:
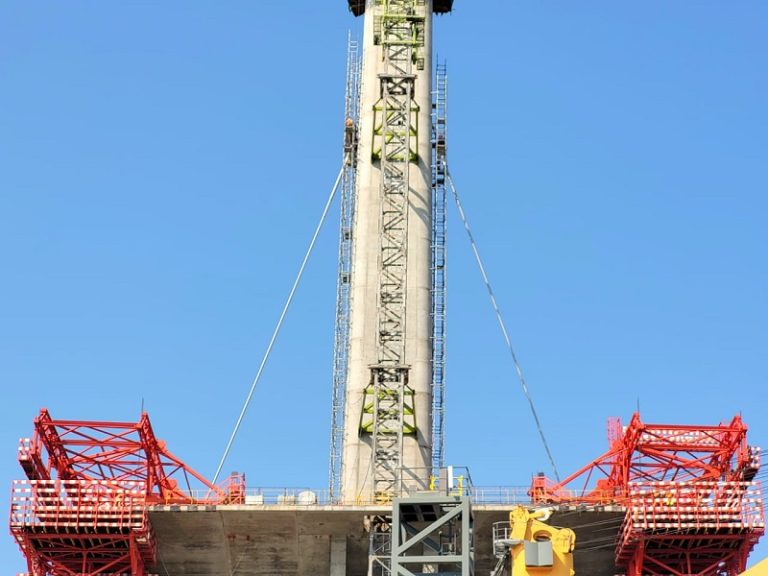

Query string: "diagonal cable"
[[212, 166, 345, 485], [446, 169, 561, 482]]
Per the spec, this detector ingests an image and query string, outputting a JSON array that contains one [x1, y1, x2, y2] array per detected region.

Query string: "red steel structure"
[[9, 408, 243, 576], [9, 409, 764, 575], [532, 413, 764, 575], [618, 480, 763, 576]]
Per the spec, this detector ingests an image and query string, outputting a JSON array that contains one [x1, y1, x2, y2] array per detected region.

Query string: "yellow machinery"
[[492, 506, 576, 576], [740, 557, 768, 576]]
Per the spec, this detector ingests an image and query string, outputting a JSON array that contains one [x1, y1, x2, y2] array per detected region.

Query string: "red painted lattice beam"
[[11, 409, 244, 575], [531, 413, 754, 504], [533, 412, 764, 576], [24, 408, 229, 503]]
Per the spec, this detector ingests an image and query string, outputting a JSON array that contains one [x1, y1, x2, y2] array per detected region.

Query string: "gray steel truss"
[[330, 33, 361, 501], [366, 0, 425, 503], [368, 495, 474, 576], [392, 495, 474, 576], [368, 514, 394, 576], [430, 62, 448, 474]]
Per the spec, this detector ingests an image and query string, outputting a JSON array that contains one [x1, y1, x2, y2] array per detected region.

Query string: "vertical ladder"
[[329, 33, 361, 502], [368, 0, 425, 503], [430, 62, 448, 474]]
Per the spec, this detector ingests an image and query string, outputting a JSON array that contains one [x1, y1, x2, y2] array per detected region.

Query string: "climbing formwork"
[[617, 480, 764, 576], [9, 409, 240, 576], [10, 480, 155, 576], [532, 413, 765, 576]]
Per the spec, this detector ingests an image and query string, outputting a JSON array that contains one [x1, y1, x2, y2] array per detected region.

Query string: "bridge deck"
[[148, 504, 625, 575]]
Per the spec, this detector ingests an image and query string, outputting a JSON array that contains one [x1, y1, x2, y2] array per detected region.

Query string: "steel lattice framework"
[[17, 408, 228, 502], [430, 61, 448, 474], [531, 413, 760, 504], [10, 409, 240, 576], [364, 0, 425, 503], [530, 413, 764, 576], [11, 479, 156, 576], [329, 33, 361, 502], [617, 480, 764, 576]]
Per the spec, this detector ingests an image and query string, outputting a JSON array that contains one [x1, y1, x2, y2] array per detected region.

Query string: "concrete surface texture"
[[148, 505, 625, 575], [340, 0, 436, 503]]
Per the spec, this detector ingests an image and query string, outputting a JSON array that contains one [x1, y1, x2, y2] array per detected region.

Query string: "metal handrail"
[[159, 484, 538, 506], [10, 479, 148, 530], [626, 481, 765, 529]]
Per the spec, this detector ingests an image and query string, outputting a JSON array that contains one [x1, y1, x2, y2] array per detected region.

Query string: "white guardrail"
[[171, 485, 536, 506]]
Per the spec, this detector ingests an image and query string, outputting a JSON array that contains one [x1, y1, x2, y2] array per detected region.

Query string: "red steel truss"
[[18, 408, 230, 503], [11, 480, 155, 576], [531, 413, 764, 576], [10, 409, 244, 576], [617, 481, 764, 576], [531, 413, 760, 504]]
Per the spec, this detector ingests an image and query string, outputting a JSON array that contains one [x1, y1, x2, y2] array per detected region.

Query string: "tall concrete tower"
[[341, 0, 453, 504]]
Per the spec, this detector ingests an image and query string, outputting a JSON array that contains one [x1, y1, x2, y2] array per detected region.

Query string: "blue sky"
[[1, 0, 766, 571]]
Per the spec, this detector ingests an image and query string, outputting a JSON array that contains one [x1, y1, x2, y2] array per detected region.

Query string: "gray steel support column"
[[391, 495, 474, 576]]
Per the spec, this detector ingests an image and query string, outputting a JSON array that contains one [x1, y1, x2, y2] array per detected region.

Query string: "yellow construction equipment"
[[740, 557, 768, 576], [492, 506, 575, 576]]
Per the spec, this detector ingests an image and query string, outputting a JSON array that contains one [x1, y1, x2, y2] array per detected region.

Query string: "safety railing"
[[17, 438, 46, 480], [617, 481, 765, 563], [8, 482, 646, 509], [399, 466, 474, 498], [17, 438, 33, 459], [177, 487, 337, 505], [239, 487, 328, 506], [530, 473, 621, 505], [472, 486, 535, 505], [625, 481, 765, 530], [170, 484, 539, 507], [638, 429, 727, 447], [10, 479, 148, 530], [492, 521, 513, 558]]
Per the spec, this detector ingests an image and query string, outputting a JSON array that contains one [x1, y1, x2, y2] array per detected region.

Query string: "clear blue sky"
[[1, 1, 766, 571]]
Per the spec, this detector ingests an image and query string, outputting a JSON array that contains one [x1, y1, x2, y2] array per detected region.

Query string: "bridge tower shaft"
[[341, 0, 452, 504]]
